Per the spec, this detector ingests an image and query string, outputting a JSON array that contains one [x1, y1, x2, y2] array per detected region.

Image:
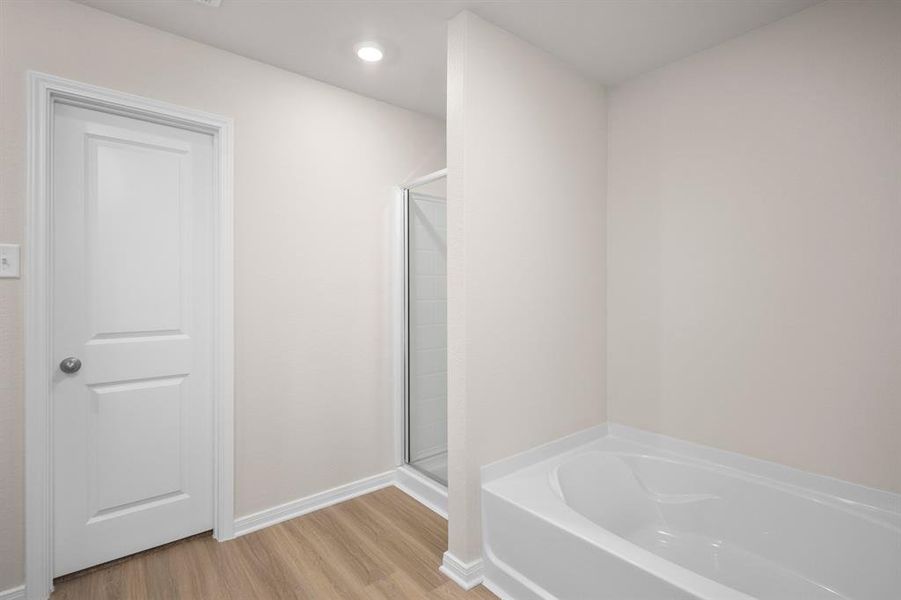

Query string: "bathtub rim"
[[482, 422, 901, 520], [549, 449, 901, 531]]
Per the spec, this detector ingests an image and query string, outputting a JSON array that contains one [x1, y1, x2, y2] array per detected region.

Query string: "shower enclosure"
[[402, 169, 448, 485]]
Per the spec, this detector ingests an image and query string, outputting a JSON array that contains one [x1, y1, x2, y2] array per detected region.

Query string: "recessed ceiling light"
[[356, 43, 384, 63]]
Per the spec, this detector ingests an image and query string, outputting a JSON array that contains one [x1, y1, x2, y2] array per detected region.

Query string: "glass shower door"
[[405, 175, 447, 485]]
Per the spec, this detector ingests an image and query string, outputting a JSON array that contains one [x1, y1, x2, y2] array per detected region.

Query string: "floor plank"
[[52, 487, 497, 599]]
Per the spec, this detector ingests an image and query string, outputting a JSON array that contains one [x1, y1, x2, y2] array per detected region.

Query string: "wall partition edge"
[[24, 71, 235, 600]]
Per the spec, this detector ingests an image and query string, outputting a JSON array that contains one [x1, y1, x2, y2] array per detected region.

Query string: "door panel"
[[52, 103, 214, 576], [86, 130, 188, 335], [89, 376, 186, 518]]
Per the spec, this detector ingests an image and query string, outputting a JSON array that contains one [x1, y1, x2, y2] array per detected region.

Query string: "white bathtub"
[[481, 425, 901, 600]]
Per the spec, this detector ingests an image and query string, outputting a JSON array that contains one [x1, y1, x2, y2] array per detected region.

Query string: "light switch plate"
[[0, 244, 21, 278]]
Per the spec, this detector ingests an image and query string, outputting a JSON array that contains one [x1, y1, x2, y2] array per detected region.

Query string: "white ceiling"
[[75, 0, 820, 118]]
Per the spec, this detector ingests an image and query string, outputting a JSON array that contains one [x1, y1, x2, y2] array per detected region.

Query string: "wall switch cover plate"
[[0, 244, 20, 278]]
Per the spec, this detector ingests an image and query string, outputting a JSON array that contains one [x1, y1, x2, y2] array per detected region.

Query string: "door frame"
[[24, 71, 235, 599], [397, 169, 448, 481]]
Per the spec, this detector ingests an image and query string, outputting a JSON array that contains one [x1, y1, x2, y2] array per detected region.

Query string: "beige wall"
[[607, 0, 901, 492], [446, 12, 607, 562], [0, 0, 444, 589]]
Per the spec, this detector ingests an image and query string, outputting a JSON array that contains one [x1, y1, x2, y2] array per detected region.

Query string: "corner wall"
[[607, 0, 901, 492], [0, 0, 444, 590], [446, 11, 607, 564]]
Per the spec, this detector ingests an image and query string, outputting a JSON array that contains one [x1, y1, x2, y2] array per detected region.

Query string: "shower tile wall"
[[409, 193, 447, 473]]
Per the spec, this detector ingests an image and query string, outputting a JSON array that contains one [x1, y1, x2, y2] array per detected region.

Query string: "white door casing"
[[52, 104, 213, 576], [26, 72, 234, 599]]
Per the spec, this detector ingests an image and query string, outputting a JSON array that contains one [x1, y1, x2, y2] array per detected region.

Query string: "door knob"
[[59, 357, 82, 374]]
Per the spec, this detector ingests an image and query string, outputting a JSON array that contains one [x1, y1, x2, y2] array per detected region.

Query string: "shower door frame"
[[399, 168, 447, 483]]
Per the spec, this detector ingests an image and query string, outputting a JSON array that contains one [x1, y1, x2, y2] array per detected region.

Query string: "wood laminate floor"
[[52, 487, 497, 599]]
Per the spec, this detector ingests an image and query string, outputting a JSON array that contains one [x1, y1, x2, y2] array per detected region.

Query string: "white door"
[[52, 103, 214, 576]]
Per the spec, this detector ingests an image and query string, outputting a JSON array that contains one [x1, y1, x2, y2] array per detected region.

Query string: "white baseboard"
[[482, 579, 517, 600], [440, 551, 484, 590], [0, 586, 25, 600], [234, 469, 396, 537], [394, 465, 448, 518], [233, 466, 449, 537]]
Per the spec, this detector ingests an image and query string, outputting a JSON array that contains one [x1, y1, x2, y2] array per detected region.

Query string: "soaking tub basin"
[[481, 426, 901, 600]]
